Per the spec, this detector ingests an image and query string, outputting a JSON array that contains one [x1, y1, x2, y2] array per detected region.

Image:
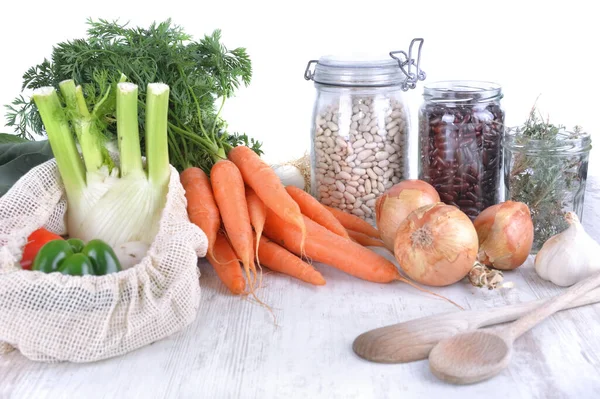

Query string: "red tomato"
[[20, 228, 64, 270]]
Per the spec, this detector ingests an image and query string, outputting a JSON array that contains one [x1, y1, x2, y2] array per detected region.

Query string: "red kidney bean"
[[419, 102, 504, 219]]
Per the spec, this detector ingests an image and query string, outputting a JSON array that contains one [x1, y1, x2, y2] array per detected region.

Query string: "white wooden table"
[[2, 180, 600, 398]]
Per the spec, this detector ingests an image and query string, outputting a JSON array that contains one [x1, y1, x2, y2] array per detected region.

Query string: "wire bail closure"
[[389, 38, 427, 91], [304, 60, 318, 81]]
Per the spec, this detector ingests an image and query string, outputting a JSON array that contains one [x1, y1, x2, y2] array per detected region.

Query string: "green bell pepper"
[[58, 253, 95, 275], [66, 238, 85, 253], [82, 239, 122, 275], [32, 238, 122, 276]]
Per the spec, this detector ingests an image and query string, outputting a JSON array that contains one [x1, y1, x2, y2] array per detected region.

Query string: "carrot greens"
[[6, 18, 262, 173]]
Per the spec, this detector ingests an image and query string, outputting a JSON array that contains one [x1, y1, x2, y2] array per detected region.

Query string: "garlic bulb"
[[534, 212, 600, 287], [271, 164, 305, 190]]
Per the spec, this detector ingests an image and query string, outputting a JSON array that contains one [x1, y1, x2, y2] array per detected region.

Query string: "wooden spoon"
[[428, 271, 600, 385], [352, 287, 600, 364]]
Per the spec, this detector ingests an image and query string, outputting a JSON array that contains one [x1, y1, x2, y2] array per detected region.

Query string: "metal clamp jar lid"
[[304, 38, 427, 90]]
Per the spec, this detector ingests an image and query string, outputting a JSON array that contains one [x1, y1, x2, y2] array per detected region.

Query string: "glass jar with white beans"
[[304, 39, 427, 224]]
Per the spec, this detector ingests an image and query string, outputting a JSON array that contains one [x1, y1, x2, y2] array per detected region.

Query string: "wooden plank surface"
[[1, 250, 599, 399]]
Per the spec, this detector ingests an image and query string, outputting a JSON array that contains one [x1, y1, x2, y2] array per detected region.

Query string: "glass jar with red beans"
[[418, 81, 504, 220]]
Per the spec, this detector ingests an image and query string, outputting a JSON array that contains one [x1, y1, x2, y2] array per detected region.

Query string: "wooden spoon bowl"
[[428, 330, 512, 384]]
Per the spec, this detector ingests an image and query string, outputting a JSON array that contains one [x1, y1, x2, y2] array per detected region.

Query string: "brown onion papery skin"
[[376, 180, 440, 250], [474, 201, 534, 270], [394, 203, 478, 287]]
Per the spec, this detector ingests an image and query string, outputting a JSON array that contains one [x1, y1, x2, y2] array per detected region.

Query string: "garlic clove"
[[271, 164, 305, 190], [534, 212, 600, 287]]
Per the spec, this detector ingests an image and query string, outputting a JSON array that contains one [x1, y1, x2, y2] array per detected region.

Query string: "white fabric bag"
[[0, 159, 207, 362]]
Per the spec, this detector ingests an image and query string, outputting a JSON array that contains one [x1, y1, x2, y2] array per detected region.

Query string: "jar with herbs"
[[504, 115, 592, 253], [418, 81, 504, 220], [304, 39, 426, 224]]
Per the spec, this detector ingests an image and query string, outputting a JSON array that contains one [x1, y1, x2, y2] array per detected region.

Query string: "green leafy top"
[[517, 102, 583, 142], [5, 18, 262, 172]]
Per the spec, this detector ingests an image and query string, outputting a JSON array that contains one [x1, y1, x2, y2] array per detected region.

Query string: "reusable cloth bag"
[[0, 159, 207, 362]]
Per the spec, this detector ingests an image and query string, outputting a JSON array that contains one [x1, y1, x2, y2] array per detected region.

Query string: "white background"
[[0, 0, 598, 175]]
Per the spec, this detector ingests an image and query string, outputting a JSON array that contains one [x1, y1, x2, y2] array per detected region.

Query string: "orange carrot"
[[257, 236, 326, 286], [324, 205, 380, 238], [180, 167, 220, 257], [246, 186, 267, 270], [227, 146, 306, 250], [347, 229, 386, 247], [264, 208, 396, 283], [285, 186, 350, 239], [207, 232, 246, 295], [263, 208, 460, 307], [210, 160, 256, 288]]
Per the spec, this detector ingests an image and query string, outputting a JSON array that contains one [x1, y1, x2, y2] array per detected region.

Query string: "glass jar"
[[304, 39, 426, 224], [504, 129, 592, 253], [418, 81, 504, 220]]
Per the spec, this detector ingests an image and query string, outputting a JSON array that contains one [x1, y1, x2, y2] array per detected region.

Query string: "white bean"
[[352, 209, 365, 216], [357, 150, 372, 161], [345, 185, 357, 195], [375, 151, 389, 161], [335, 137, 347, 148], [352, 139, 366, 148]]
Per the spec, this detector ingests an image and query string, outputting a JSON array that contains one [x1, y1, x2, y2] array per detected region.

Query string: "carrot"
[[324, 205, 380, 238], [257, 236, 326, 286], [246, 186, 267, 272], [210, 160, 257, 289], [180, 167, 221, 257], [207, 232, 246, 295], [285, 186, 350, 239], [347, 229, 386, 247], [264, 208, 396, 282], [227, 146, 306, 250], [263, 208, 460, 307]]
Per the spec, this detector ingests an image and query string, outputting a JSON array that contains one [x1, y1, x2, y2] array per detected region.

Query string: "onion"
[[474, 201, 533, 270], [394, 203, 479, 287], [376, 180, 440, 250]]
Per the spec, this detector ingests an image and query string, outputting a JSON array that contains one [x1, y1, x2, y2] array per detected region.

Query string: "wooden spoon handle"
[[505, 271, 600, 340], [352, 287, 600, 364]]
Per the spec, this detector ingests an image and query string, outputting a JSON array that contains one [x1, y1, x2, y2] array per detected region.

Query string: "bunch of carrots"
[[180, 146, 455, 305]]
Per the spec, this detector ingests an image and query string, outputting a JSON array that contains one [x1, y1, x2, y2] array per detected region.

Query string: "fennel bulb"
[[32, 80, 170, 248]]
